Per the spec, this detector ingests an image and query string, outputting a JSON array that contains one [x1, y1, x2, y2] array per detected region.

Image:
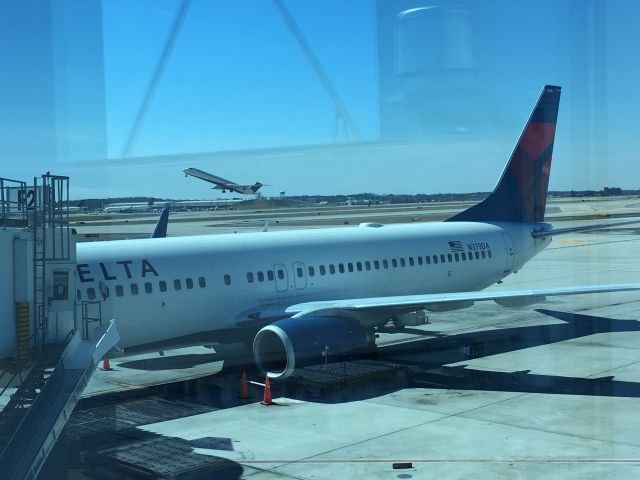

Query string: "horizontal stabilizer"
[[532, 217, 640, 238]]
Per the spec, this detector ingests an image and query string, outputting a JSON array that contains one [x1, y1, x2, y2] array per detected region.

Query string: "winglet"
[[151, 207, 170, 238]]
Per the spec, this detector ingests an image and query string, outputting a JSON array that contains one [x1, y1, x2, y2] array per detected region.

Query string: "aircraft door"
[[292, 261, 307, 290], [501, 232, 515, 273], [274, 263, 288, 292]]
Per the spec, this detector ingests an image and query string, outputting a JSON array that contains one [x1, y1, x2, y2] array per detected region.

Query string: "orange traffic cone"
[[240, 370, 249, 399], [262, 376, 273, 405], [101, 357, 112, 371]]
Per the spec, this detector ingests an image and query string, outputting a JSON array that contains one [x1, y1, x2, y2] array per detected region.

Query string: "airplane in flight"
[[183, 168, 266, 195], [76, 85, 640, 380]]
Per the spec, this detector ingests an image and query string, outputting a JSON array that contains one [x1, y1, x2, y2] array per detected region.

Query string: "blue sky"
[[2, 0, 640, 199]]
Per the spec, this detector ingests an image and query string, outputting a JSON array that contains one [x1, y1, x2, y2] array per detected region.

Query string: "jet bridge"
[[0, 174, 119, 480]]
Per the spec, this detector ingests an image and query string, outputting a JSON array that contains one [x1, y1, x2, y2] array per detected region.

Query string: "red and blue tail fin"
[[447, 85, 561, 224]]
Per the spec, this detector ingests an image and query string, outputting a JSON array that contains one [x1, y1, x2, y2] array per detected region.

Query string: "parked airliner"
[[183, 168, 266, 195], [76, 86, 640, 379]]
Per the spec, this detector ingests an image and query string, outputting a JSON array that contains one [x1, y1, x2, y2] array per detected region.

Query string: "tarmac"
[[33, 197, 640, 478]]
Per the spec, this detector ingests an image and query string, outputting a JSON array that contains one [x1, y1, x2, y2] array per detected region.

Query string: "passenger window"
[[186, 278, 194, 289], [487, 250, 492, 258], [475, 251, 480, 259], [365, 261, 371, 270], [481, 250, 486, 259], [356, 261, 362, 271], [400, 258, 405, 267], [441, 254, 446, 263], [424, 256, 430, 265], [374, 260, 380, 270], [278, 269, 285, 280], [247, 272, 254, 283], [87, 288, 95, 300], [454, 253, 460, 262], [224, 274, 231, 285], [131, 284, 139, 295], [461, 252, 467, 261], [145, 282, 152, 293], [409, 257, 414, 266], [198, 277, 206, 288], [447, 254, 453, 262], [116, 285, 124, 297], [297, 267, 304, 278], [339, 263, 345, 273], [433, 255, 438, 264], [383, 260, 388, 269], [257, 271, 265, 282], [392, 259, 397, 268], [468, 252, 473, 260], [159, 280, 167, 292], [417, 256, 423, 265], [329, 264, 336, 274], [308, 266, 315, 277], [174, 279, 181, 290], [319, 265, 326, 275], [347, 263, 353, 272], [267, 270, 274, 281]]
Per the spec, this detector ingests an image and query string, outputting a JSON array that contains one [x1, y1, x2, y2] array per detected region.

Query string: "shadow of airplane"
[[279, 309, 640, 404]]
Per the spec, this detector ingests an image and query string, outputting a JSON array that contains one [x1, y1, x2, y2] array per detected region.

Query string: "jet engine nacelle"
[[253, 316, 373, 380]]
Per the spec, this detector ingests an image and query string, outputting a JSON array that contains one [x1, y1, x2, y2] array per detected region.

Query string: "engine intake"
[[253, 316, 372, 379]]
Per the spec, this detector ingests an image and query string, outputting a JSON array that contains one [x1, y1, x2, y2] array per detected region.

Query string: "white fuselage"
[[75, 221, 549, 351]]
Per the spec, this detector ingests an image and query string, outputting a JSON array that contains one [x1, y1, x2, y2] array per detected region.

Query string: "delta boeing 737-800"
[[76, 86, 640, 379]]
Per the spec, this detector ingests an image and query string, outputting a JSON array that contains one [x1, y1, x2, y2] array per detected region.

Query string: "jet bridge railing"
[[0, 177, 28, 228]]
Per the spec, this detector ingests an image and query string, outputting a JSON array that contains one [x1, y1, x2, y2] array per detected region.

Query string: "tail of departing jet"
[[448, 85, 561, 224]]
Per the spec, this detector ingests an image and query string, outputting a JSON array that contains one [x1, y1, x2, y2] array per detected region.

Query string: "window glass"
[[145, 282, 152, 293], [462, 252, 467, 261], [400, 258, 405, 267], [329, 264, 336, 274], [115, 285, 124, 297], [319, 265, 326, 275], [247, 272, 254, 283], [365, 261, 371, 270], [198, 277, 206, 288], [392, 259, 397, 268], [447, 253, 453, 262], [481, 250, 486, 259], [186, 277, 194, 289], [454, 253, 459, 262], [87, 288, 95, 300], [308, 266, 315, 277], [374, 260, 380, 270], [382, 260, 388, 269], [356, 261, 362, 271], [297, 267, 304, 277], [174, 279, 181, 290], [409, 257, 414, 266], [267, 271, 274, 281], [131, 284, 139, 295], [257, 271, 264, 282], [338, 263, 345, 273], [433, 255, 438, 264], [159, 280, 167, 292], [441, 254, 446, 263], [487, 250, 492, 259], [278, 269, 285, 279], [224, 274, 231, 285]]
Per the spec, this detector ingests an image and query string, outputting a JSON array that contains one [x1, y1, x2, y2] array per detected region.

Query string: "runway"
[[40, 198, 640, 479]]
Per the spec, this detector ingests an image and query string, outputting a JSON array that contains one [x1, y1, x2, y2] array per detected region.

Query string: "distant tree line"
[[70, 187, 638, 208]]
